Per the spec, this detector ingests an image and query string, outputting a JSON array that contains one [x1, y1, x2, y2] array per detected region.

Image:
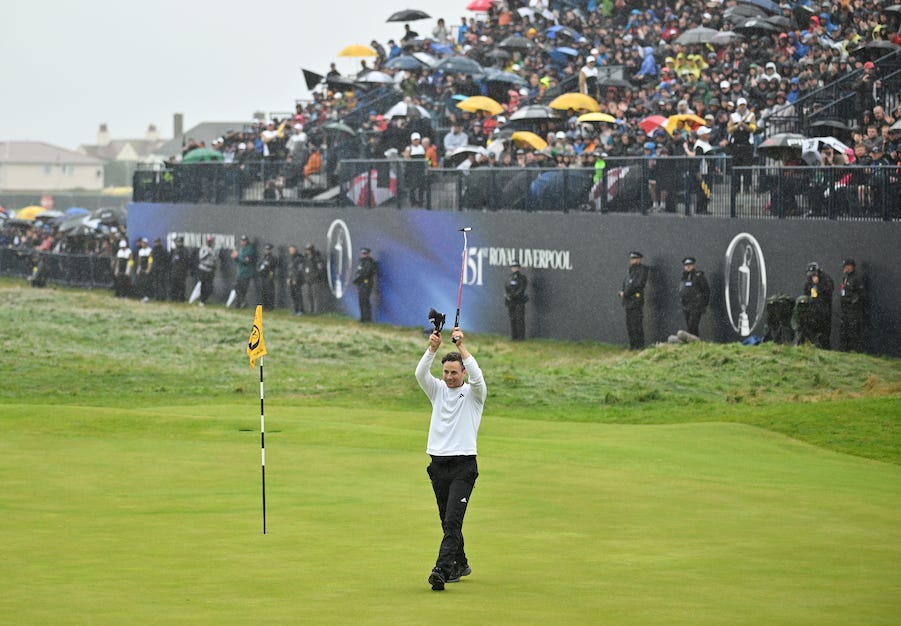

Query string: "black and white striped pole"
[[259, 355, 267, 535]]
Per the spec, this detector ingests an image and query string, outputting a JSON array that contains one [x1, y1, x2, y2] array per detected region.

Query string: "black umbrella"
[[387, 9, 430, 22], [734, 17, 781, 36], [757, 132, 806, 157], [301, 68, 324, 91], [765, 15, 793, 30], [674, 27, 720, 46], [384, 54, 429, 71], [711, 30, 746, 46], [433, 56, 484, 75], [498, 35, 534, 51], [597, 76, 632, 90], [92, 206, 127, 226], [724, 4, 766, 19], [326, 75, 359, 90], [509, 105, 561, 121], [851, 40, 901, 61], [484, 48, 512, 61], [807, 119, 852, 141], [483, 67, 528, 87]]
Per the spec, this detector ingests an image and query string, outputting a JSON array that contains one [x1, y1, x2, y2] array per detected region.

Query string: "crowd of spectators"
[[163, 0, 900, 197]]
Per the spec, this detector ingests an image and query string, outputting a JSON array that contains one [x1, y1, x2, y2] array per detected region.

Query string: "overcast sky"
[[0, 0, 471, 150]]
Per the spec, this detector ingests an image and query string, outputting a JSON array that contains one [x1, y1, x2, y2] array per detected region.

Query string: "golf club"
[[453, 227, 472, 343]]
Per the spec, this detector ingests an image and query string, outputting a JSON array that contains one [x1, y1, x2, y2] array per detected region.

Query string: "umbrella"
[[383, 54, 429, 71], [57, 215, 97, 236], [885, 4, 901, 14], [92, 206, 127, 225], [765, 15, 793, 30], [64, 207, 90, 217], [724, 4, 766, 18], [890, 119, 901, 132], [433, 56, 484, 75], [674, 27, 720, 46], [34, 210, 65, 223], [812, 136, 852, 155], [484, 49, 511, 61], [549, 92, 600, 112], [807, 119, 852, 141], [357, 71, 396, 84], [639, 115, 667, 134], [412, 51, 438, 67], [323, 122, 357, 135], [735, 18, 781, 36], [13, 205, 46, 221], [457, 95, 505, 115], [510, 131, 548, 150], [385, 101, 432, 119], [851, 40, 901, 61], [665, 114, 707, 134], [498, 35, 533, 51], [578, 112, 617, 124], [509, 105, 561, 121], [711, 30, 746, 45], [466, 0, 497, 11], [737, 0, 780, 14], [387, 9, 430, 22], [445, 145, 488, 167], [338, 44, 378, 57], [546, 25, 584, 41], [483, 68, 528, 87], [757, 132, 806, 158], [182, 147, 224, 163], [597, 76, 632, 90]]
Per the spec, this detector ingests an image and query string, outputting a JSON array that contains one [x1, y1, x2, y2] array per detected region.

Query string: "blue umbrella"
[[552, 46, 579, 56], [433, 55, 484, 75], [546, 25, 584, 41], [65, 207, 90, 216], [383, 54, 428, 71], [429, 43, 455, 55], [737, 0, 781, 14]]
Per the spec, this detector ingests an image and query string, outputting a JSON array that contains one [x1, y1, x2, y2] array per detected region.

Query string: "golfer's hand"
[[429, 330, 442, 352], [451, 327, 464, 346]]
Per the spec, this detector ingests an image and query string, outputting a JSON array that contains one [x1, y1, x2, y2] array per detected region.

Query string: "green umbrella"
[[182, 147, 224, 163], [323, 122, 356, 136]]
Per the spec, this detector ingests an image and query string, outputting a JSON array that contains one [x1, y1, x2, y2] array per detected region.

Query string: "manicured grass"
[[1, 281, 899, 623]]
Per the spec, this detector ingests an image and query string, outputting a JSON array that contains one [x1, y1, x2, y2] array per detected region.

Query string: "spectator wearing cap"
[[353, 247, 378, 323], [579, 55, 599, 100], [727, 97, 757, 193], [503, 259, 529, 341], [228, 235, 257, 310], [134, 237, 154, 303], [257, 243, 278, 311], [802, 261, 834, 349], [168, 235, 191, 302], [679, 257, 710, 338], [112, 238, 134, 299], [195, 236, 218, 307], [839, 258, 867, 352], [443, 121, 468, 156], [619, 251, 649, 350], [406, 132, 427, 205]]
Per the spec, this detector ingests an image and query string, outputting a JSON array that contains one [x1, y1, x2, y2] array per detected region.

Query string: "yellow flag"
[[247, 305, 268, 368]]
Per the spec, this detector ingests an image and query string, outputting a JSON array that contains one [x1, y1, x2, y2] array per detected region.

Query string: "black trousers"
[[198, 270, 214, 304], [358, 286, 372, 322], [839, 313, 864, 352], [683, 308, 703, 337], [625, 306, 645, 350], [508, 302, 525, 340], [427, 455, 478, 576]]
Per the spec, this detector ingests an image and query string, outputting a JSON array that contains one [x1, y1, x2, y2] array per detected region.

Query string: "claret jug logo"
[[724, 233, 767, 336], [327, 219, 353, 299]]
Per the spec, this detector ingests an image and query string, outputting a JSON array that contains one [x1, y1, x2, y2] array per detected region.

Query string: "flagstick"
[[259, 356, 266, 535]]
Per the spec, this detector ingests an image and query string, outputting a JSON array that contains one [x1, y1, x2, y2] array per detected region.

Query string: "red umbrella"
[[467, 0, 497, 11], [639, 115, 667, 134]]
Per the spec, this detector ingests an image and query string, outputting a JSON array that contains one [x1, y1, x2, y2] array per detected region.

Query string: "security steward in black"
[[679, 257, 710, 337], [168, 236, 191, 302], [504, 259, 529, 341], [619, 251, 649, 350], [286, 245, 305, 316], [803, 261, 834, 349], [838, 258, 867, 352], [352, 247, 378, 323], [258, 244, 278, 311]]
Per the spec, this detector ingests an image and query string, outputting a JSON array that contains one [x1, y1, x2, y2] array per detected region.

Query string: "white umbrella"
[[385, 101, 432, 119], [358, 71, 396, 85]]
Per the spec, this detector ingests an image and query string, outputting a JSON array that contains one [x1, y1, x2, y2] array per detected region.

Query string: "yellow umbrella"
[[511, 131, 548, 151], [665, 113, 707, 134], [457, 95, 505, 116], [548, 92, 600, 112], [14, 205, 46, 221], [577, 112, 617, 124], [338, 44, 378, 57]]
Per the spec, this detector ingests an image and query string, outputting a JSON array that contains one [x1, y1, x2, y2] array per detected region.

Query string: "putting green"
[[1, 404, 899, 624]]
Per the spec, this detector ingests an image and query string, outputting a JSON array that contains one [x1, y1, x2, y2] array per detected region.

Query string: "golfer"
[[415, 326, 486, 591]]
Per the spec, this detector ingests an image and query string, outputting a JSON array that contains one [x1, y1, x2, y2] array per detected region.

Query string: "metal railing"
[[0, 248, 114, 288]]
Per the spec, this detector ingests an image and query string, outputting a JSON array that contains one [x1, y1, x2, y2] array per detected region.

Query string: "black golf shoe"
[[428, 567, 446, 591], [447, 562, 471, 583]]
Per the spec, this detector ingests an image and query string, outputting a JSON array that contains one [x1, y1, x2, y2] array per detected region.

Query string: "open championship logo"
[[326, 219, 353, 300], [724, 233, 767, 337]]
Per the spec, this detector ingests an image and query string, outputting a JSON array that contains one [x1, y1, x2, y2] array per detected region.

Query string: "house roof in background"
[[154, 122, 249, 158], [80, 138, 166, 161], [0, 141, 104, 165]]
